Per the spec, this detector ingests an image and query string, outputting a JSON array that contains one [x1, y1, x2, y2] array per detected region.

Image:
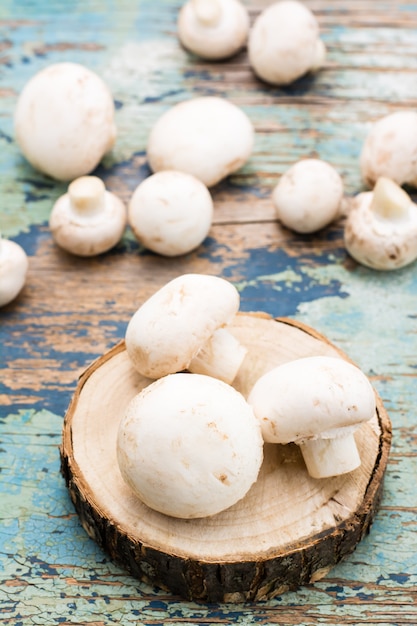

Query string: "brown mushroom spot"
[[214, 472, 230, 485]]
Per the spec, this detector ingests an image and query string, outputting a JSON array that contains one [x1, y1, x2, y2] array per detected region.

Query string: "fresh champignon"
[[14, 62, 116, 181], [177, 0, 249, 60], [147, 96, 254, 187], [248, 0, 326, 86], [117, 373, 264, 519], [344, 177, 417, 270], [272, 159, 344, 233], [0, 235, 29, 307], [360, 110, 417, 189], [125, 273, 246, 384], [248, 356, 376, 479], [128, 170, 213, 256], [49, 176, 126, 257]]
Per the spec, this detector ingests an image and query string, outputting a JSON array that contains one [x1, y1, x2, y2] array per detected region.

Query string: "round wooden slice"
[[60, 313, 392, 603]]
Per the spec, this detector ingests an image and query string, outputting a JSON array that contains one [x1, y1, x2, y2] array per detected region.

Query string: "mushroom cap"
[[344, 189, 417, 270], [248, 0, 322, 86], [14, 62, 116, 181], [49, 176, 127, 257], [128, 170, 213, 256], [0, 238, 29, 307], [125, 273, 240, 378], [248, 356, 376, 444], [360, 110, 417, 188], [147, 96, 254, 187], [272, 158, 344, 233], [178, 0, 250, 60], [117, 372, 264, 519]]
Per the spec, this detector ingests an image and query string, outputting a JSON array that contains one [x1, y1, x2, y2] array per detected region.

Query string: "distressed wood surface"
[[1, 0, 417, 624]]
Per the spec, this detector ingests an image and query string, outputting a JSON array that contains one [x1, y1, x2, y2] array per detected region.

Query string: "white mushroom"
[[147, 96, 254, 187], [128, 170, 213, 256], [0, 235, 29, 307], [272, 159, 344, 233], [248, 0, 326, 86], [117, 373, 263, 519], [177, 0, 249, 60], [344, 177, 417, 270], [360, 110, 417, 189], [248, 356, 376, 479], [49, 176, 126, 257], [14, 62, 116, 181], [125, 273, 246, 384]]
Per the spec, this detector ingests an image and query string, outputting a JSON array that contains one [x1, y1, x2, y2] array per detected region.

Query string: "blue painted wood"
[[1, 0, 417, 623]]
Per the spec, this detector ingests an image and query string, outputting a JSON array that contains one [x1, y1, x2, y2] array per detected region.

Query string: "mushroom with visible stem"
[[177, 0, 249, 60], [117, 372, 264, 519], [14, 62, 116, 182], [147, 96, 254, 187], [125, 273, 247, 384], [0, 234, 29, 307], [344, 177, 417, 270], [128, 170, 213, 256], [49, 176, 127, 257], [360, 110, 417, 189], [248, 0, 326, 86], [248, 355, 376, 479], [272, 159, 344, 233]]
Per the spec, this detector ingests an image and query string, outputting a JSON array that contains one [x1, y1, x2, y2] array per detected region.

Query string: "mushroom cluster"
[[177, 0, 327, 86], [13, 64, 256, 260], [116, 274, 377, 520]]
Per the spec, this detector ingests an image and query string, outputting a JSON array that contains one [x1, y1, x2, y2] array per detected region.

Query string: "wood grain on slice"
[[60, 313, 392, 602]]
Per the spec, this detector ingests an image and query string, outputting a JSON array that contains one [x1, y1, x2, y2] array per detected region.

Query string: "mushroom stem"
[[188, 327, 247, 384], [370, 177, 412, 220], [192, 0, 222, 25], [310, 39, 326, 72], [68, 176, 106, 218], [298, 431, 361, 479]]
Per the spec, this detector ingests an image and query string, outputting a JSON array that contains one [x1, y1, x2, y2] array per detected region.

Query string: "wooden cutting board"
[[60, 313, 392, 602]]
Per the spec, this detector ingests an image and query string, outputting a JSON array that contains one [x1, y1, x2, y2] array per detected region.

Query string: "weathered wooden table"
[[1, 0, 416, 623]]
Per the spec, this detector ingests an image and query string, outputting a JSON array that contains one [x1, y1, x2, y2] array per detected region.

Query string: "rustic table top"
[[1, 0, 416, 624]]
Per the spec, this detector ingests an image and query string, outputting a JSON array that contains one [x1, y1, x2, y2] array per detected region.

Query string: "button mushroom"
[[49, 176, 127, 257], [125, 273, 247, 384], [344, 176, 417, 270], [128, 170, 213, 256], [272, 159, 344, 233], [117, 372, 264, 519], [248, 356, 376, 479], [248, 0, 326, 86], [360, 110, 417, 189], [0, 235, 29, 307], [14, 62, 116, 181], [147, 96, 254, 187], [177, 0, 249, 60]]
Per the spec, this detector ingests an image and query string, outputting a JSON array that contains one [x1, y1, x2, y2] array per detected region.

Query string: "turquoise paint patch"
[[215, 243, 350, 317]]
